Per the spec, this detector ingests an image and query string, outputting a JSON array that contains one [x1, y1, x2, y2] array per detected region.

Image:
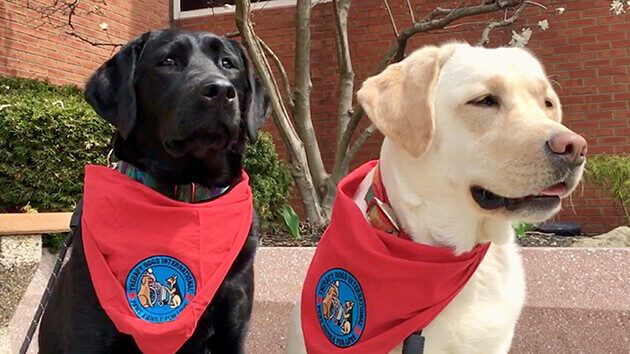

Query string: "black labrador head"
[[85, 30, 270, 187]]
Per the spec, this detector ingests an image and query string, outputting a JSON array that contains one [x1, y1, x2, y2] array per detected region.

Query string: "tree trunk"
[[325, 0, 354, 212], [293, 0, 330, 201], [235, 0, 326, 226]]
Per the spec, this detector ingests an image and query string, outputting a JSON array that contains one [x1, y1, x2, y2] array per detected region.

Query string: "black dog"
[[39, 30, 269, 353]]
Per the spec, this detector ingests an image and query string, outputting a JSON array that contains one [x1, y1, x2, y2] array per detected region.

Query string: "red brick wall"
[[0, 1, 625, 233], [0, 0, 169, 86], [177, 0, 628, 234]]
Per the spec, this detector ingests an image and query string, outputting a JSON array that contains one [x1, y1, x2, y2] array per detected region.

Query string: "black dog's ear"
[[237, 42, 271, 142], [84, 32, 150, 139]]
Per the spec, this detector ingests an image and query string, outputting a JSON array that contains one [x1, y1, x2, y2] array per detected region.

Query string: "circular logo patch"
[[315, 268, 366, 348], [125, 255, 196, 323]]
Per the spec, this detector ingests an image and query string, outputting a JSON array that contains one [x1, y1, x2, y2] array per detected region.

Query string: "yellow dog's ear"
[[357, 44, 456, 158]]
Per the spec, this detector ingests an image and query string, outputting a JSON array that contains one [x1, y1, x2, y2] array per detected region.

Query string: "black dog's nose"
[[546, 131, 587, 168], [200, 81, 236, 100]]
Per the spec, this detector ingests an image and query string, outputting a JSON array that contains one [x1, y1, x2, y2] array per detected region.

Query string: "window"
[[180, 1, 267, 12], [174, 0, 297, 19]]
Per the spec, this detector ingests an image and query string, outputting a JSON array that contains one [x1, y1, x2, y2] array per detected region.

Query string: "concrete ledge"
[[0, 212, 72, 236], [244, 247, 630, 353], [11, 247, 630, 353]]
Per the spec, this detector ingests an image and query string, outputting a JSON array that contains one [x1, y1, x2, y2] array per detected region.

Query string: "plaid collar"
[[364, 162, 411, 240], [116, 161, 230, 203]]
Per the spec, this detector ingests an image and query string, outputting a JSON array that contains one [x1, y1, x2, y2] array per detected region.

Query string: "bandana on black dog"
[[81, 165, 253, 353]]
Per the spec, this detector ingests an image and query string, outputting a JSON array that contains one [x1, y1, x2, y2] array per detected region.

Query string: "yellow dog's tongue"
[[540, 183, 566, 196]]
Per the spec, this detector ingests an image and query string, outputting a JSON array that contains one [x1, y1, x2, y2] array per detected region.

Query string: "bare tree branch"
[[25, 0, 123, 48], [398, 0, 523, 56], [478, 2, 528, 46], [382, 0, 399, 38], [330, 0, 355, 187], [405, 0, 416, 23], [258, 37, 295, 113], [524, 0, 547, 10], [443, 20, 487, 30], [293, 0, 329, 199], [345, 124, 376, 166], [421, 0, 468, 23], [255, 37, 290, 117]]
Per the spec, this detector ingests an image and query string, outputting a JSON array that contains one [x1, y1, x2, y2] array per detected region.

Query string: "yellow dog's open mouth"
[[470, 183, 566, 211]]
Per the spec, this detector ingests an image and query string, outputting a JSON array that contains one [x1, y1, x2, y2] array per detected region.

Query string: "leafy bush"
[[585, 154, 629, 221], [244, 131, 294, 228], [513, 221, 534, 238], [0, 76, 293, 240], [0, 76, 114, 212]]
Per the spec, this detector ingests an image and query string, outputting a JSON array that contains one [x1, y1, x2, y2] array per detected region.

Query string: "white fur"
[[286, 43, 584, 353]]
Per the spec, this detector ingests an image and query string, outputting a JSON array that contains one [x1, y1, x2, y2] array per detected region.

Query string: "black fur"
[[38, 29, 270, 353]]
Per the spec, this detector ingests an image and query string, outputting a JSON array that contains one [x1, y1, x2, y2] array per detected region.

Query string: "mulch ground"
[[260, 226, 582, 247], [259, 223, 324, 247], [515, 231, 578, 247]]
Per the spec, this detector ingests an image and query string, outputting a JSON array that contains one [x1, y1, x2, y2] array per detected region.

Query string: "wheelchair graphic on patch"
[[138, 269, 182, 309]]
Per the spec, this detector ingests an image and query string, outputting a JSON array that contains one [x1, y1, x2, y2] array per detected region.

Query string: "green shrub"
[[513, 221, 534, 238], [0, 75, 293, 239], [585, 154, 629, 221], [244, 131, 294, 228], [0, 76, 114, 212]]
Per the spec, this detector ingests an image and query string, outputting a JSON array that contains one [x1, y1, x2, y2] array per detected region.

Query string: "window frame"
[[173, 0, 325, 20]]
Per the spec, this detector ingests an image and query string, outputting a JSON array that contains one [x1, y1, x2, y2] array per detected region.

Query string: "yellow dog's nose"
[[547, 131, 587, 167]]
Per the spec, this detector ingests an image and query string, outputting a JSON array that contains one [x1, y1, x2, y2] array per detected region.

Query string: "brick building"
[[1, 0, 627, 233]]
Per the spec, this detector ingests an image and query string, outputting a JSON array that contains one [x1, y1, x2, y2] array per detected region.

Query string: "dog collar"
[[365, 163, 425, 352], [365, 163, 411, 240], [116, 161, 230, 203]]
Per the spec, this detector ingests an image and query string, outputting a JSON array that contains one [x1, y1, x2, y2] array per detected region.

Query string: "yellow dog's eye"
[[468, 95, 499, 107], [545, 99, 554, 108]]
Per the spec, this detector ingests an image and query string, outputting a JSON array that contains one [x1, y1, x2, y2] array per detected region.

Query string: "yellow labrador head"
[[358, 42, 586, 222]]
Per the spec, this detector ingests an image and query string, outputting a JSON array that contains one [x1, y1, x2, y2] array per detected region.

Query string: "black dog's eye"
[[468, 95, 499, 108], [161, 57, 177, 67], [221, 58, 235, 69], [545, 99, 554, 108]]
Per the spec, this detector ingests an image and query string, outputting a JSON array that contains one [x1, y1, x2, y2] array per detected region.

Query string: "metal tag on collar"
[[373, 197, 400, 233]]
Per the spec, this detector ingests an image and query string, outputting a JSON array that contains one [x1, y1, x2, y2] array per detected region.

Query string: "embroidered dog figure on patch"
[[165, 275, 183, 309], [138, 269, 156, 308], [340, 301, 354, 335]]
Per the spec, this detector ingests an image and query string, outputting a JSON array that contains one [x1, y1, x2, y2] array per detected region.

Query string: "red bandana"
[[301, 161, 490, 353], [81, 165, 253, 354]]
